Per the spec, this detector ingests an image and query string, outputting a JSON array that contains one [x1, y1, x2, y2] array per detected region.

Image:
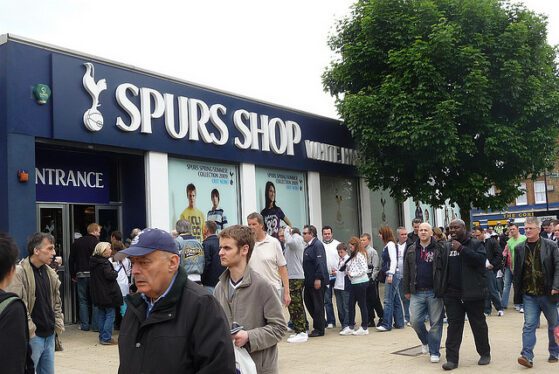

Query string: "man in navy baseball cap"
[[118, 228, 235, 373]]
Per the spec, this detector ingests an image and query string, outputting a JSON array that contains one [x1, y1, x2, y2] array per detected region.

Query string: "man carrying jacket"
[[8, 232, 64, 374], [302, 225, 329, 337], [403, 222, 444, 364], [513, 217, 559, 368], [118, 228, 235, 373], [435, 219, 491, 371], [215, 225, 286, 373]]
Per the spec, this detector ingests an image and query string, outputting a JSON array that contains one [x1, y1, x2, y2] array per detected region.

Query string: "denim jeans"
[[334, 289, 350, 328], [501, 267, 523, 309], [348, 282, 369, 330], [30, 334, 55, 374], [324, 278, 336, 326], [398, 278, 410, 321], [97, 306, 116, 343], [521, 294, 559, 361], [77, 277, 99, 330], [484, 269, 503, 314], [380, 274, 405, 330], [410, 290, 444, 357]]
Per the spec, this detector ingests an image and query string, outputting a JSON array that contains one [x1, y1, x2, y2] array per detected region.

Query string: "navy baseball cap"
[[120, 228, 178, 256]]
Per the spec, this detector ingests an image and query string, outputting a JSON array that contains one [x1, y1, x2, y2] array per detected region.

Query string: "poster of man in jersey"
[[168, 158, 239, 242]]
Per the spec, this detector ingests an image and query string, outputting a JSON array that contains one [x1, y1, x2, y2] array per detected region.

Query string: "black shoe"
[[368, 320, 376, 328], [478, 355, 491, 365], [442, 362, 458, 371], [308, 330, 324, 337], [518, 355, 533, 368], [549, 355, 558, 363]]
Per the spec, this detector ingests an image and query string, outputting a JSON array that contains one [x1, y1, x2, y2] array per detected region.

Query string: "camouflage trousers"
[[288, 279, 307, 333]]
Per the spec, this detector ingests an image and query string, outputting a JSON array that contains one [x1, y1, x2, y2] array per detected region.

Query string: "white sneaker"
[[339, 327, 353, 336], [352, 327, 369, 336], [376, 325, 389, 332], [421, 344, 429, 354], [497, 310, 505, 317], [519, 308, 524, 313], [514, 305, 521, 311], [289, 333, 297, 339], [287, 332, 308, 343], [430, 355, 440, 363], [326, 323, 334, 329], [286, 326, 294, 333]]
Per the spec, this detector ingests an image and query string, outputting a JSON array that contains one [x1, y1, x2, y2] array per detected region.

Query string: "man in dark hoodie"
[[201, 220, 225, 294], [435, 219, 491, 371]]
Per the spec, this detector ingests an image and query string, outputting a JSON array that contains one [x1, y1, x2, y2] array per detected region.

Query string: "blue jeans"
[[324, 278, 336, 326], [521, 294, 559, 361], [77, 277, 99, 330], [501, 268, 523, 309], [380, 274, 405, 330], [334, 289, 350, 328], [348, 282, 369, 330], [30, 334, 55, 374], [484, 269, 503, 314], [97, 306, 116, 343], [398, 278, 410, 321], [410, 290, 444, 357]]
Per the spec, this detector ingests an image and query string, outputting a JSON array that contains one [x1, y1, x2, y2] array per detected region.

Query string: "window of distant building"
[[516, 183, 527, 206], [534, 181, 546, 204]]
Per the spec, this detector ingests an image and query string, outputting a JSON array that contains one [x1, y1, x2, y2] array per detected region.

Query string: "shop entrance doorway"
[[37, 203, 121, 323]]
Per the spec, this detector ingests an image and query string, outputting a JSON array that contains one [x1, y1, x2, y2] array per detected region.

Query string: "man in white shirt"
[[247, 212, 291, 306], [397, 227, 411, 324], [322, 226, 340, 329]]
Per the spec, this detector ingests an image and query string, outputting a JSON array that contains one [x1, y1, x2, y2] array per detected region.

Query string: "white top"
[[323, 239, 341, 278], [386, 241, 398, 275], [334, 254, 349, 290], [397, 242, 406, 275], [111, 257, 131, 297], [248, 234, 287, 290], [346, 252, 369, 284]]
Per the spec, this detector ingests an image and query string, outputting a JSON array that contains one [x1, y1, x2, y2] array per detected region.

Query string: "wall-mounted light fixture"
[[17, 169, 29, 183], [32, 84, 52, 104]]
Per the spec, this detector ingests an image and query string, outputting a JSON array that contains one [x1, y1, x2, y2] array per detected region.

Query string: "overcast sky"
[[0, 0, 557, 119]]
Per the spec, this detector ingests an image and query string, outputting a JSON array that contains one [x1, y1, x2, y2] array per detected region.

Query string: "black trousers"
[[444, 297, 491, 364], [304, 284, 326, 333], [366, 279, 384, 322]]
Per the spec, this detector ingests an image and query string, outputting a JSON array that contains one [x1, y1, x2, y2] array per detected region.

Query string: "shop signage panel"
[[51, 53, 358, 176], [35, 150, 110, 204]]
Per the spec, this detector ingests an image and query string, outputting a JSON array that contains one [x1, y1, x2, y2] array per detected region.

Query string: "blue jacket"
[[201, 235, 225, 287], [302, 238, 329, 287]]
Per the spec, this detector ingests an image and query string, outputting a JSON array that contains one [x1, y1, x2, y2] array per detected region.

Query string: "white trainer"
[[430, 355, 440, 363], [326, 323, 334, 329], [376, 325, 389, 332], [352, 327, 369, 336], [497, 310, 505, 317], [339, 327, 353, 336], [421, 344, 429, 354], [287, 332, 308, 343]]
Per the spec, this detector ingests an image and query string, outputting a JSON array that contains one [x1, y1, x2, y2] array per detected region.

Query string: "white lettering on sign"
[[304, 140, 358, 166], [35, 168, 105, 188]]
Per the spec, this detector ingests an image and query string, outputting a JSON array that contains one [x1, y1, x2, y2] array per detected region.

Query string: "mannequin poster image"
[[169, 158, 239, 241], [255, 168, 308, 239]]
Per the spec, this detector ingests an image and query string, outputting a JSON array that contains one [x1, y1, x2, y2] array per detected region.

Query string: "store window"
[[255, 167, 308, 238], [534, 181, 546, 204], [516, 183, 528, 206], [320, 175, 360, 243], [168, 158, 239, 241]]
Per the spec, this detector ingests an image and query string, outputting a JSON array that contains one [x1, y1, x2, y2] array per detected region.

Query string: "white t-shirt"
[[323, 239, 341, 278], [397, 242, 406, 275], [248, 234, 287, 290], [111, 257, 131, 297]]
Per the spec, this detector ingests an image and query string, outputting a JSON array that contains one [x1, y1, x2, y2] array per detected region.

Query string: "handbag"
[[234, 345, 257, 374]]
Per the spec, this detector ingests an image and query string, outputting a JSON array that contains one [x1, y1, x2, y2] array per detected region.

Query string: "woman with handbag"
[[376, 226, 405, 331]]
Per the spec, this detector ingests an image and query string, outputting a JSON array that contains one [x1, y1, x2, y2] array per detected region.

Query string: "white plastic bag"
[[234, 345, 257, 374]]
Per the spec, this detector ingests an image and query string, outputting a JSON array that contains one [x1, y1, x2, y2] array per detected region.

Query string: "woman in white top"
[[344, 237, 370, 336], [376, 226, 405, 331]]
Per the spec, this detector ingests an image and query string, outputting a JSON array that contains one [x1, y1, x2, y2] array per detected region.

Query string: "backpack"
[[0, 296, 18, 316], [176, 235, 205, 276]]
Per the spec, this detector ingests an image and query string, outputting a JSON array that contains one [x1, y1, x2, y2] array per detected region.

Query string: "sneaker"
[[376, 325, 389, 332], [326, 323, 335, 329], [352, 327, 369, 336], [442, 362, 458, 370], [286, 326, 294, 333], [287, 332, 308, 343], [515, 305, 521, 311], [100, 338, 117, 345], [478, 355, 491, 365], [289, 333, 297, 339], [519, 308, 524, 313], [421, 344, 429, 354], [339, 327, 354, 336], [443, 317, 448, 324], [78, 325, 90, 331], [430, 355, 440, 363], [518, 355, 533, 368], [406, 321, 411, 327], [497, 310, 505, 317], [549, 355, 558, 363]]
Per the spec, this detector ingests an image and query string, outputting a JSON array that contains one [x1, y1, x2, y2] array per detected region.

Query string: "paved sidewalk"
[[55, 308, 558, 373]]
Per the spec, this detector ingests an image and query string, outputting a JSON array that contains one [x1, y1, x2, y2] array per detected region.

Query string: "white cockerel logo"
[[82, 62, 107, 131]]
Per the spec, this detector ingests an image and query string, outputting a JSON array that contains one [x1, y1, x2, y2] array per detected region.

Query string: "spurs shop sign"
[[81, 62, 357, 166]]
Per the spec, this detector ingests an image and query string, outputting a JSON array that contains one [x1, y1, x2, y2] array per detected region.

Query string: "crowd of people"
[[0, 213, 558, 373]]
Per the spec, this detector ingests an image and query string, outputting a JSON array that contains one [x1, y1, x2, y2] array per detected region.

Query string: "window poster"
[[169, 158, 239, 241], [255, 167, 308, 238], [320, 175, 360, 243]]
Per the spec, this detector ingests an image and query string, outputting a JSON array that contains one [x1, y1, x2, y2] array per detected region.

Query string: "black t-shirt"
[[415, 244, 435, 289], [30, 263, 55, 337], [447, 246, 462, 295]]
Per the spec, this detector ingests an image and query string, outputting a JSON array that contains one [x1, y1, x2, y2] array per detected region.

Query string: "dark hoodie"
[[89, 255, 121, 307]]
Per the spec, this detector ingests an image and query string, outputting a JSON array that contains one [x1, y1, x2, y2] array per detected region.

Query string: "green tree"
[[323, 0, 559, 226]]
